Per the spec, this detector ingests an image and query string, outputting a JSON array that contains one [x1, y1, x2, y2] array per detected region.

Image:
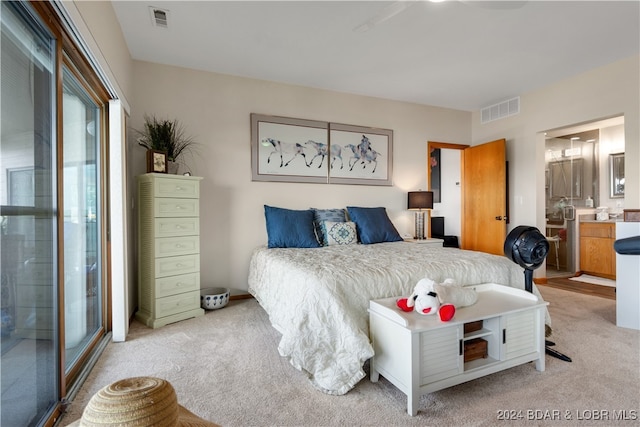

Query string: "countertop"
[[580, 218, 623, 223]]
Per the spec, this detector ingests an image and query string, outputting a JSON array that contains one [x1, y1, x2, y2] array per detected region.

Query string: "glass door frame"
[[58, 53, 109, 390], [24, 2, 112, 424]]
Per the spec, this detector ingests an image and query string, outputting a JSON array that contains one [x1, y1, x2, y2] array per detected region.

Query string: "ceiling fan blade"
[[352, 0, 527, 33], [353, 1, 418, 33], [460, 1, 528, 10]]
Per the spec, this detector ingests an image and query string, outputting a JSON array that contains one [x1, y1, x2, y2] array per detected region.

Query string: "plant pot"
[[167, 161, 179, 174]]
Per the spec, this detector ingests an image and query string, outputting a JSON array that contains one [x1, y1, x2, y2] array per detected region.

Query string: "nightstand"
[[404, 238, 444, 247]]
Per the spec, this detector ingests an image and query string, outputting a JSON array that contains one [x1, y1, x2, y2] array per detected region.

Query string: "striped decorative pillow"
[[311, 208, 347, 245]]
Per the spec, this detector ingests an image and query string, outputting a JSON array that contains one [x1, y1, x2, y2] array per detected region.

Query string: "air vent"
[[149, 7, 169, 29], [481, 97, 520, 124]]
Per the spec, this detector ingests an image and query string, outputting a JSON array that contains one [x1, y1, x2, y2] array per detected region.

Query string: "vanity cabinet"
[[136, 173, 204, 328], [579, 222, 616, 279]]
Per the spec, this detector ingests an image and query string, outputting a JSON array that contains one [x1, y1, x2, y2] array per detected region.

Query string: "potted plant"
[[136, 115, 197, 173]]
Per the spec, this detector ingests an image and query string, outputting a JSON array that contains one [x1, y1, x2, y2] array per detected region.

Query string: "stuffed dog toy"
[[396, 278, 478, 322]]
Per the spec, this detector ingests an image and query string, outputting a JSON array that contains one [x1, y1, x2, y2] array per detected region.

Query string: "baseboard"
[[534, 277, 548, 284]]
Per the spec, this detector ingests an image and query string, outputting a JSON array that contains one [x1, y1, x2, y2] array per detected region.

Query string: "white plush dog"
[[397, 278, 478, 321]]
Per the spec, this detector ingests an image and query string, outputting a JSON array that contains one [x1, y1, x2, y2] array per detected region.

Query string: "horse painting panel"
[[253, 117, 327, 181], [329, 128, 391, 185]]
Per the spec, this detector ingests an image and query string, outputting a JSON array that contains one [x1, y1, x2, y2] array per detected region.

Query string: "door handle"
[[495, 216, 508, 221]]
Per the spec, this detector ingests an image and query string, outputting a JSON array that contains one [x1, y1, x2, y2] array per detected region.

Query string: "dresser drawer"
[[155, 272, 200, 298], [155, 290, 201, 318], [154, 177, 199, 199], [154, 198, 199, 218], [155, 254, 200, 278], [155, 217, 199, 237], [155, 236, 200, 257]]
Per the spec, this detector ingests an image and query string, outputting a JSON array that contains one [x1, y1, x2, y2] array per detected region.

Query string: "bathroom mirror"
[[549, 159, 583, 200], [610, 152, 625, 198]]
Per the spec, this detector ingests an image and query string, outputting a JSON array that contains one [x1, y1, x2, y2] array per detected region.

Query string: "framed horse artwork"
[[250, 113, 393, 186]]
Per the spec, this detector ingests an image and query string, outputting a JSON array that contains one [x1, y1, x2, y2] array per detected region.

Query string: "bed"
[[248, 240, 551, 396]]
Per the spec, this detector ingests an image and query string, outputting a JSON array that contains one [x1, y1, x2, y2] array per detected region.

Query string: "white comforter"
[[248, 242, 549, 395]]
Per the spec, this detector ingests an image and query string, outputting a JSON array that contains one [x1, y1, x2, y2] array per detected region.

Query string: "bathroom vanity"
[[579, 220, 617, 279]]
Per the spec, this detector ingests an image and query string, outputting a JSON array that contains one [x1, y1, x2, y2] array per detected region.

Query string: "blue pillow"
[[311, 208, 347, 246], [264, 205, 320, 248], [346, 206, 403, 244]]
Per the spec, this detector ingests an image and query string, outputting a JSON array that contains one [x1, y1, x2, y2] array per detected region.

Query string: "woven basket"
[[67, 377, 219, 427]]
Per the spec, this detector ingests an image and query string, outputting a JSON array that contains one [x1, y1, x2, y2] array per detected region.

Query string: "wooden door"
[[461, 139, 507, 255]]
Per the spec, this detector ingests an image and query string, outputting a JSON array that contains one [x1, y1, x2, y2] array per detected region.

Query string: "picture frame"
[[609, 152, 625, 198], [251, 113, 329, 184], [146, 149, 168, 174], [430, 148, 441, 202], [328, 123, 393, 186], [250, 113, 393, 185]]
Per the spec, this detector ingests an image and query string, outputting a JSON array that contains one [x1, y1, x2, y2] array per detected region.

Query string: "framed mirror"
[[549, 158, 583, 200], [610, 153, 625, 198]]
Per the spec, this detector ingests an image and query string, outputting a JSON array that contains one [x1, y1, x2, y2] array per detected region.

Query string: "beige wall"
[[71, 1, 639, 297], [68, 0, 134, 109], [471, 55, 639, 239], [130, 61, 471, 293]]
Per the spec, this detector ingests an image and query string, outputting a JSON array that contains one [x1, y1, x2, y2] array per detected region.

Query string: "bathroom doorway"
[[544, 116, 625, 279]]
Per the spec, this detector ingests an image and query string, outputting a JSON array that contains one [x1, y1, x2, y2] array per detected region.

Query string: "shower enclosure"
[[545, 130, 599, 277]]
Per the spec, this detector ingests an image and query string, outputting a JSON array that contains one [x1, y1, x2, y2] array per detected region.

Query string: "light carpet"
[[569, 274, 617, 287], [60, 286, 639, 426]]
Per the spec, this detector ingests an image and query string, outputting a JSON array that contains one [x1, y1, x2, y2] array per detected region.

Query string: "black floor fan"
[[504, 226, 572, 362]]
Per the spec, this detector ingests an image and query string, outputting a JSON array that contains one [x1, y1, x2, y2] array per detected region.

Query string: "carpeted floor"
[[60, 286, 639, 426]]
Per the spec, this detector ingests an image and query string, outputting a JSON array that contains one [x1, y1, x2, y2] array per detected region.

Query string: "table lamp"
[[408, 191, 433, 240]]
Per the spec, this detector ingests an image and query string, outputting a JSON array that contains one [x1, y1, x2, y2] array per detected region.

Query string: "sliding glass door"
[[62, 67, 103, 372], [1, 2, 59, 425], [1, 2, 110, 425]]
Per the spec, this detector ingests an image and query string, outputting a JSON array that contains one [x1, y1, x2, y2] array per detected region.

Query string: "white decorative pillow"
[[322, 221, 358, 246]]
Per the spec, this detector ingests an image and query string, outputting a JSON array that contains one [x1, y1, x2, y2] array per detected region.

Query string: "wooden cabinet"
[[369, 284, 547, 416], [136, 173, 204, 328], [579, 222, 616, 279]]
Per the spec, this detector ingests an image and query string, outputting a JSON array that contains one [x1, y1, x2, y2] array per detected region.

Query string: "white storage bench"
[[369, 283, 548, 416]]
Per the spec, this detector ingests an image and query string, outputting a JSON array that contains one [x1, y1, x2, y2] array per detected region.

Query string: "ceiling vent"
[[149, 7, 169, 29], [481, 97, 520, 124]]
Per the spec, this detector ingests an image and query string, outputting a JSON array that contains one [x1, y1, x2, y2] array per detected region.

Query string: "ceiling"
[[110, 1, 640, 112]]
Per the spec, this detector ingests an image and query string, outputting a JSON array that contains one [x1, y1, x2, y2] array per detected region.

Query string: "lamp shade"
[[407, 191, 433, 210]]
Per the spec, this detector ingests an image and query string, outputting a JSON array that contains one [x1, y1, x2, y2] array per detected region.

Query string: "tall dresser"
[[136, 173, 204, 328]]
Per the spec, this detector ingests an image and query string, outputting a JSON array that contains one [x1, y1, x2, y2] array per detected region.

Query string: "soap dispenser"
[[586, 196, 594, 208]]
